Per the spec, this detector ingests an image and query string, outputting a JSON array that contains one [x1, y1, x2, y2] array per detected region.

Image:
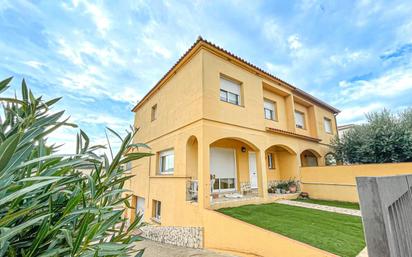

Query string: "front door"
[[248, 152, 258, 189]]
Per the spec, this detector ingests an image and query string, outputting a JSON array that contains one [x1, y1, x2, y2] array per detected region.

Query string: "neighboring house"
[[338, 124, 356, 139], [126, 37, 339, 228]]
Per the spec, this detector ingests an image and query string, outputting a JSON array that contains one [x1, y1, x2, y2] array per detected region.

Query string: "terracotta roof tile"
[[265, 127, 322, 142], [132, 36, 340, 114]]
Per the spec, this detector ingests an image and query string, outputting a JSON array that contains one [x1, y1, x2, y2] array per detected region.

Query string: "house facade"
[[126, 37, 339, 229]]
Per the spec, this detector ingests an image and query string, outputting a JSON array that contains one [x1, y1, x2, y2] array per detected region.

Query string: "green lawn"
[[218, 203, 365, 257], [293, 198, 360, 210]]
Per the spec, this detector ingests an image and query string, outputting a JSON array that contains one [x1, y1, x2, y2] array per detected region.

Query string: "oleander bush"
[[0, 77, 150, 257], [332, 109, 412, 164]]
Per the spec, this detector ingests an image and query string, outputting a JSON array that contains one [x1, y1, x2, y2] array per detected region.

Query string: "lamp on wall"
[[241, 146, 246, 152]]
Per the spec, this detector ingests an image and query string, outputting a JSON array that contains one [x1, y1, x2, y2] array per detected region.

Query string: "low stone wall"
[[139, 225, 203, 248]]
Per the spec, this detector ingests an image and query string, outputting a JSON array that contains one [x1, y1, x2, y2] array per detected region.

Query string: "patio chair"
[[240, 182, 252, 195]]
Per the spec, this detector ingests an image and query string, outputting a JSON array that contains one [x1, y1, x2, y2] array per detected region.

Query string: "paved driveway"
[[133, 240, 238, 257]]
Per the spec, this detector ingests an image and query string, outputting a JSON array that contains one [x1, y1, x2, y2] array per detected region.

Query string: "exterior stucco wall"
[[127, 44, 343, 256], [202, 50, 266, 131], [315, 106, 338, 143], [294, 102, 311, 137], [133, 51, 203, 144], [203, 209, 338, 257], [262, 89, 289, 131], [301, 162, 412, 202]]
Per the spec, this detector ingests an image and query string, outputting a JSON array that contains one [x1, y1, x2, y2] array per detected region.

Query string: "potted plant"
[[212, 192, 219, 199], [276, 181, 289, 194], [288, 179, 297, 193]]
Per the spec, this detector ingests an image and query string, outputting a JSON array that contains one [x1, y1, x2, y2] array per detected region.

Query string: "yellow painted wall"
[[126, 43, 342, 256], [203, 209, 337, 257], [133, 51, 203, 144], [315, 106, 338, 143], [262, 89, 288, 131], [294, 102, 311, 137], [301, 162, 412, 202], [265, 150, 281, 182]]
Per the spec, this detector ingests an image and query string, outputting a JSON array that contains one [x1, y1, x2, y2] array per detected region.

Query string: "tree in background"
[[0, 77, 150, 257], [332, 109, 412, 164]]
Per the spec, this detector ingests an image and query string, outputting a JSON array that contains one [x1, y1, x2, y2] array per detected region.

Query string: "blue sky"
[[1, 0, 412, 153]]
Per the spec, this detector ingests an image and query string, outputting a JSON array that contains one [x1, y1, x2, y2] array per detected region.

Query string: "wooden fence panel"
[[356, 174, 412, 257]]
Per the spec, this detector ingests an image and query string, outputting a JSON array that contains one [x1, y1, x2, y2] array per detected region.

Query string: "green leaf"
[[61, 229, 73, 249], [119, 152, 153, 165], [0, 77, 12, 94], [44, 97, 62, 107], [0, 132, 21, 172], [22, 79, 28, 103], [71, 213, 92, 255], [106, 127, 123, 141], [0, 97, 27, 107], [0, 178, 61, 205], [0, 214, 50, 242]]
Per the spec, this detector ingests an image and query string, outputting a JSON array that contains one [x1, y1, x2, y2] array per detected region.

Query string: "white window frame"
[[153, 200, 161, 222], [213, 178, 236, 192], [220, 76, 241, 106], [159, 149, 174, 174], [324, 117, 333, 134], [264, 99, 276, 120], [136, 197, 145, 217], [210, 147, 237, 193], [295, 110, 305, 129]]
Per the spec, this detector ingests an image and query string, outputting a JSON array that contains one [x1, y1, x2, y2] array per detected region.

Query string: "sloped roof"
[[132, 36, 340, 114]]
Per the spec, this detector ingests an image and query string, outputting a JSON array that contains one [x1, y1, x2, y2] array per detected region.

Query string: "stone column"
[[198, 138, 211, 209], [257, 150, 269, 199]]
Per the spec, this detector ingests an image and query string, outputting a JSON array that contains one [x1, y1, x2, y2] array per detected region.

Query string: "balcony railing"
[[186, 179, 198, 202]]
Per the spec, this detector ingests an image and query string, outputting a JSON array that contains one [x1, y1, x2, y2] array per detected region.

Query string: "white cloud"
[[288, 35, 302, 51], [262, 19, 286, 48], [337, 102, 384, 125], [338, 66, 412, 102], [23, 60, 46, 69], [329, 49, 370, 67], [72, 113, 130, 130], [84, 2, 111, 34], [145, 38, 172, 59]]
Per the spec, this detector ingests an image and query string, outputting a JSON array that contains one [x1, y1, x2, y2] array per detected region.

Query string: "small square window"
[[151, 104, 157, 121], [324, 118, 333, 134], [264, 99, 276, 120], [152, 200, 161, 222], [159, 149, 174, 174], [220, 76, 241, 106], [295, 110, 305, 129]]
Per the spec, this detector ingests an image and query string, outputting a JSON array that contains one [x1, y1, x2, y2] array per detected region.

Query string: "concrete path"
[[133, 239, 238, 257], [277, 200, 362, 216]]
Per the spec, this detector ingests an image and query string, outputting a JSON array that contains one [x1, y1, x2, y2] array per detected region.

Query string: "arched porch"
[[265, 145, 298, 185], [300, 149, 321, 167], [208, 137, 263, 205]]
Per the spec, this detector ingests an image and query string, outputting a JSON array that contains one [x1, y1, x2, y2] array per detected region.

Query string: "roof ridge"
[[132, 36, 340, 114]]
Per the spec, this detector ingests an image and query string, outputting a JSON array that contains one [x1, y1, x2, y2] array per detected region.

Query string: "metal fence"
[[356, 174, 412, 257]]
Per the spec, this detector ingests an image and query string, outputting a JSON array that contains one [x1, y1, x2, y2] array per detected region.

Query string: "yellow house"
[[126, 37, 340, 251]]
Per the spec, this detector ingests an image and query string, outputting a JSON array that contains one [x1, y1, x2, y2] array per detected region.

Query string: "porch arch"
[[325, 152, 337, 166], [300, 149, 321, 167], [186, 135, 198, 178], [209, 137, 262, 196], [265, 145, 298, 181]]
